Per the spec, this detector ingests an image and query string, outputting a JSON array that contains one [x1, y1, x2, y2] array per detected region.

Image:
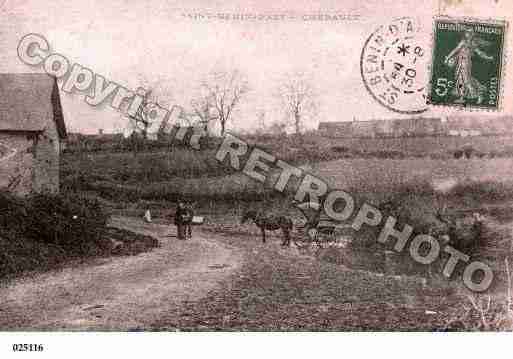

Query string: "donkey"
[[241, 210, 293, 246]]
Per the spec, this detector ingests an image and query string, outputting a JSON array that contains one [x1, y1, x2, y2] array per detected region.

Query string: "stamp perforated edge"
[[426, 15, 509, 112]]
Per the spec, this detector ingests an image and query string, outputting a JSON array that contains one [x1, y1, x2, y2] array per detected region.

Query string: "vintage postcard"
[[1, 0, 513, 356]]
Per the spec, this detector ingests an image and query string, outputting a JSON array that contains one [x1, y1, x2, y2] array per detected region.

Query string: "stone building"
[[446, 116, 513, 136], [0, 73, 66, 195], [318, 121, 353, 138], [319, 117, 445, 138], [352, 120, 377, 138]]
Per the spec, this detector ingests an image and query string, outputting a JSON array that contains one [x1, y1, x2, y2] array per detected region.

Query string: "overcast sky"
[[1, 0, 512, 134]]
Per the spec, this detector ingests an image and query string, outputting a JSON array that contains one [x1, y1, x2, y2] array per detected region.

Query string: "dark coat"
[[174, 206, 193, 225]]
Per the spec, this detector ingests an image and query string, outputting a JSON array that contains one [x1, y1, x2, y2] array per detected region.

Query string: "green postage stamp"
[[428, 17, 507, 110]]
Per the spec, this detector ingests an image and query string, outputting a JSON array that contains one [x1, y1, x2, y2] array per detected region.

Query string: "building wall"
[[318, 122, 353, 137], [352, 121, 375, 138], [0, 132, 37, 195], [0, 123, 60, 195], [33, 120, 60, 194]]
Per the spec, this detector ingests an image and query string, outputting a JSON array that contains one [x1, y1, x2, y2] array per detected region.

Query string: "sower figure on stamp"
[[444, 28, 494, 105]]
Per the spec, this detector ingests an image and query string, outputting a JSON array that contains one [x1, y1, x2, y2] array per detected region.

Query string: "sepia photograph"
[[1, 0, 513, 357]]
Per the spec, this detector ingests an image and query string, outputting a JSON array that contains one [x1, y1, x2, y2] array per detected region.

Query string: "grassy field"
[[62, 133, 513, 192], [58, 136, 513, 330], [65, 148, 513, 206], [62, 132, 513, 197], [150, 232, 462, 331], [61, 148, 233, 184], [313, 157, 513, 196], [62, 137, 513, 258]]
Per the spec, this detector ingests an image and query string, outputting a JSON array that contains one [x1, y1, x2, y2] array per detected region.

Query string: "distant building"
[[409, 117, 444, 136], [446, 116, 513, 136], [318, 121, 353, 137], [318, 116, 512, 138], [352, 120, 377, 138], [318, 117, 443, 138], [374, 119, 394, 138], [0, 73, 66, 195]]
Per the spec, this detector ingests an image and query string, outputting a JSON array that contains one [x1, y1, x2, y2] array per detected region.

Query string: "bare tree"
[[278, 72, 318, 135], [122, 88, 147, 156], [200, 70, 249, 136], [190, 95, 217, 134], [127, 87, 153, 140], [254, 110, 267, 135], [126, 73, 177, 136]]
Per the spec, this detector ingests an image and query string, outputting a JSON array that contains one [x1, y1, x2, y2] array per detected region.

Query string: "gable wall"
[[0, 132, 37, 195], [33, 117, 60, 194]]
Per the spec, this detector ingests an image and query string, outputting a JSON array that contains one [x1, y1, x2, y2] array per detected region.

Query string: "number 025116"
[[12, 344, 44, 352]]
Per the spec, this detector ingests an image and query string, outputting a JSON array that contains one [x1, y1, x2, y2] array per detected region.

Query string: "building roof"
[[0, 73, 66, 138]]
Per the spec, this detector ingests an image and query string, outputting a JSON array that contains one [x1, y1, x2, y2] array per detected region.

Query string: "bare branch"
[[278, 72, 318, 134], [196, 69, 248, 136]]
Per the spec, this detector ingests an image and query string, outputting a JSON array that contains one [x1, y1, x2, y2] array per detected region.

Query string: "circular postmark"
[[360, 17, 428, 114]]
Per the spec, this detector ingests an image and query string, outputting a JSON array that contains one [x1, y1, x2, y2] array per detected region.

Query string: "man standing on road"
[[185, 202, 194, 239], [175, 201, 190, 240]]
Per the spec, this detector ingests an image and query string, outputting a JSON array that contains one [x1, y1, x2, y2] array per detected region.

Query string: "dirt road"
[[1, 216, 470, 331], [150, 229, 460, 331], [0, 216, 243, 330]]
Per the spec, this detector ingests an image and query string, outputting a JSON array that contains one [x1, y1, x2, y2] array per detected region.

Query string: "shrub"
[[0, 191, 109, 256], [454, 150, 464, 159], [331, 145, 349, 153], [0, 191, 28, 230], [463, 145, 476, 158], [365, 150, 406, 159], [0, 191, 162, 279], [454, 145, 479, 159], [448, 180, 513, 202]]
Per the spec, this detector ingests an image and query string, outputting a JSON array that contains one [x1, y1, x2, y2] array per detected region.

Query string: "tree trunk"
[[294, 112, 301, 134], [221, 120, 226, 137], [132, 141, 138, 157]]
